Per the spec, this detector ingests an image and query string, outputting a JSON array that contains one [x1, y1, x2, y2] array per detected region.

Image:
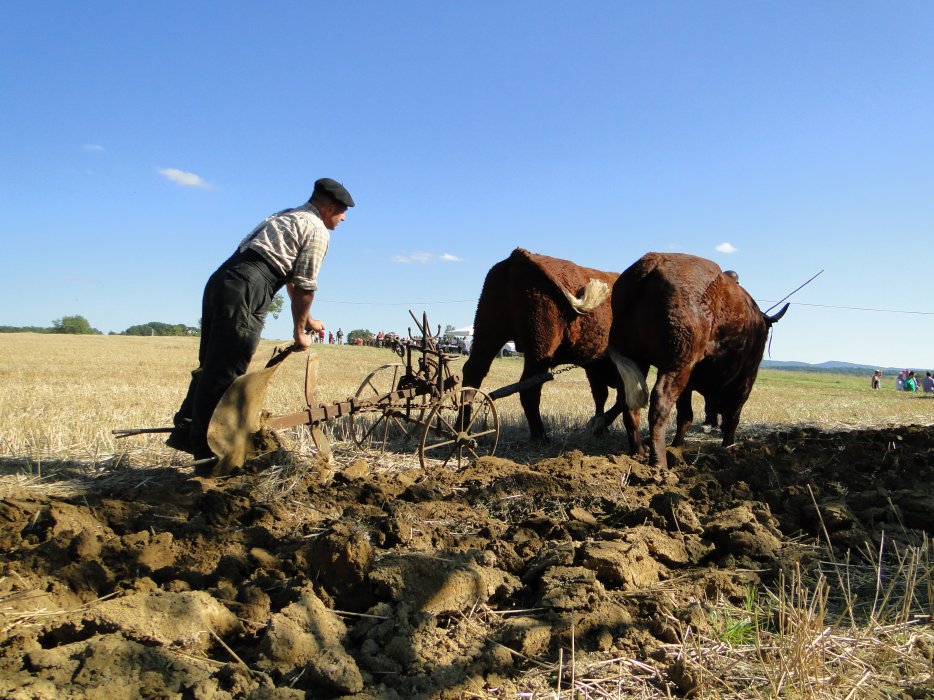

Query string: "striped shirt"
[[237, 203, 330, 291]]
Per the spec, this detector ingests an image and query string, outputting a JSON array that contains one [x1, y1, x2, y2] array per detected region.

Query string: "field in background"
[[1, 333, 931, 465]]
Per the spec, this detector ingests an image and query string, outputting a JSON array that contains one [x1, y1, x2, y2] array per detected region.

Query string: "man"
[[925, 371, 934, 394], [168, 177, 355, 466]]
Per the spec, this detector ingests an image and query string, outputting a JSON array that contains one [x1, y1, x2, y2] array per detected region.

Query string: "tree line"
[[0, 315, 196, 336], [0, 295, 287, 337]]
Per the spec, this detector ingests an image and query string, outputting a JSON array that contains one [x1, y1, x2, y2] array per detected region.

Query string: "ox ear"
[[766, 303, 790, 325]]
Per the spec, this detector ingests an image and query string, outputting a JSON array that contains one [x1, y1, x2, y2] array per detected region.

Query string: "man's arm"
[[287, 283, 323, 348]]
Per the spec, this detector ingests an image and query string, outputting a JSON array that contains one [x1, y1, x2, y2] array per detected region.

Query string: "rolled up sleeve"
[[290, 227, 330, 291]]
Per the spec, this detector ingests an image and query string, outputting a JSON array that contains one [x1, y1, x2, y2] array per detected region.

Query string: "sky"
[[2, 2, 933, 369]]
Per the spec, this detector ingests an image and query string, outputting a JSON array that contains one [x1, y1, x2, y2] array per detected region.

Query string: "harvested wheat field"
[[1, 334, 932, 699]]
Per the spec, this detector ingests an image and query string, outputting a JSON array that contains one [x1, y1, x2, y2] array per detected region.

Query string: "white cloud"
[[715, 242, 737, 253], [83, 144, 105, 152], [391, 252, 435, 264], [391, 252, 463, 264], [158, 168, 215, 189]]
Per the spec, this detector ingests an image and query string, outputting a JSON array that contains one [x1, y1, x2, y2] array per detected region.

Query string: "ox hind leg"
[[584, 364, 610, 435], [716, 388, 750, 448], [672, 388, 694, 447], [621, 407, 643, 457], [703, 395, 719, 428], [648, 367, 694, 468], [604, 352, 650, 456]]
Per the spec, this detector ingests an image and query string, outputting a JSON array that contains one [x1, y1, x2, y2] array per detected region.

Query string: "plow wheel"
[[347, 364, 430, 453], [419, 388, 499, 471]]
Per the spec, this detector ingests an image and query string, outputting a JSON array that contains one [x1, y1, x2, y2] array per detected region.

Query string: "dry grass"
[[2, 333, 930, 468], [500, 536, 933, 699]]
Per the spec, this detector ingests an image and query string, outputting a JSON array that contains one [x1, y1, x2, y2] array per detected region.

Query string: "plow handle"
[[112, 427, 173, 438], [265, 342, 303, 368]]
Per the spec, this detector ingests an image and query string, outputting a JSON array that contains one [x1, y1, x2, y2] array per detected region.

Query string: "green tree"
[[347, 329, 373, 344], [123, 322, 190, 336], [269, 293, 285, 319], [51, 315, 100, 335], [0, 326, 51, 334]]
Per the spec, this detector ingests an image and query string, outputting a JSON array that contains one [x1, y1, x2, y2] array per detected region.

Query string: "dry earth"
[[1, 423, 933, 699]]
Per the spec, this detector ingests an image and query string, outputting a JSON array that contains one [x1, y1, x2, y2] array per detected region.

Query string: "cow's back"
[[465, 249, 618, 383], [611, 253, 723, 370]]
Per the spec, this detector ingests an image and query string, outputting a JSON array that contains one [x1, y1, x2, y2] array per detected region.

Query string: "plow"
[[114, 312, 552, 476]]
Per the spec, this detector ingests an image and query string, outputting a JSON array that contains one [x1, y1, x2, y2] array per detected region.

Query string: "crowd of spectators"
[[875, 369, 934, 393]]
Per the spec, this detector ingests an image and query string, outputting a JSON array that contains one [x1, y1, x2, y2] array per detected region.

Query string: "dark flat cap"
[[314, 177, 355, 207]]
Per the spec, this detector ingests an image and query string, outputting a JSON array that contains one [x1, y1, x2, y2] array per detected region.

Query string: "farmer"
[[167, 178, 355, 467]]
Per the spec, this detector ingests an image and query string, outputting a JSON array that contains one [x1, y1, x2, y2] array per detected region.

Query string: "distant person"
[[328, 331, 334, 345], [336, 328, 344, 345], [167, 177, 355, 466], [924, 371, 934, 393], [896, 370, 907, 392], [904, 371, 919, 392], [871, 369, 881, 390]]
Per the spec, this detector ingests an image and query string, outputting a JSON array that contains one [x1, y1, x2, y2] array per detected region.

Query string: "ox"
[[607, 252, 788, 468], [462, 248, 642, 443]]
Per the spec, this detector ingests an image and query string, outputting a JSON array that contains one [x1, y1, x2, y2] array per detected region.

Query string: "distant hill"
[[760, 359, 908, 375]]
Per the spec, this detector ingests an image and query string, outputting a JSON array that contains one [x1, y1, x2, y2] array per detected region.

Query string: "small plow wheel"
[[347, 364, 429, 453], [419, 387, 499, 471]]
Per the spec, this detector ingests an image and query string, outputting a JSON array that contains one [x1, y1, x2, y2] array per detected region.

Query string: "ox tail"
[[562, 278, 611, 314], [766, 302, 790, 326], [607, 347, 649, 409]]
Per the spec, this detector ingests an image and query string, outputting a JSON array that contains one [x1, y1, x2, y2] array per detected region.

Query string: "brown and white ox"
[[607, 252, 788, 467], [462, 248, 642, 443]]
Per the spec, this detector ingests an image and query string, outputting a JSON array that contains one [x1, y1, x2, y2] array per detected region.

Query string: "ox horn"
[[766, 302, 790, 325], [563, 279, 611, 315]]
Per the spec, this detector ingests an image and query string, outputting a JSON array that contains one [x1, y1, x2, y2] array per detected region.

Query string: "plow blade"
[[206, 346, 312, 474]]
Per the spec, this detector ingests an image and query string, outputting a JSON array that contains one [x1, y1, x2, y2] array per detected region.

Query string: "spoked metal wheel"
[[347, 364, 430, 453], [419, 387, 499, 471]]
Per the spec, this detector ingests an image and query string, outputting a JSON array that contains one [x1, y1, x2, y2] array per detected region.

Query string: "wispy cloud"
[[83, 144, 105, 152], [392, 252, 462, 264], [158, 168, 215, 189], [715, 242, 737, 253]]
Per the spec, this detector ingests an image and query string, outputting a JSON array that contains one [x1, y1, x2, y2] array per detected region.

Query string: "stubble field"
[[1, 333, 932, 699]]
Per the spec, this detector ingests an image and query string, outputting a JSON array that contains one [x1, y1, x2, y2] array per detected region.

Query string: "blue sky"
[[3, 2, 933, 369]]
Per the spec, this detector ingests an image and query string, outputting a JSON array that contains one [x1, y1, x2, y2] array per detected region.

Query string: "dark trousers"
[[174, 249, 283, 457]]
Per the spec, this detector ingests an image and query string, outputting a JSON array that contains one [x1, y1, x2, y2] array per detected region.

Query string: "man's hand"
[[293, 329, 312, 350], [305, 318, 326, 333]]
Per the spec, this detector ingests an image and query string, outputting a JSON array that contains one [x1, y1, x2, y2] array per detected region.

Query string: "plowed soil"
[[2, 424, 933, 699]]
